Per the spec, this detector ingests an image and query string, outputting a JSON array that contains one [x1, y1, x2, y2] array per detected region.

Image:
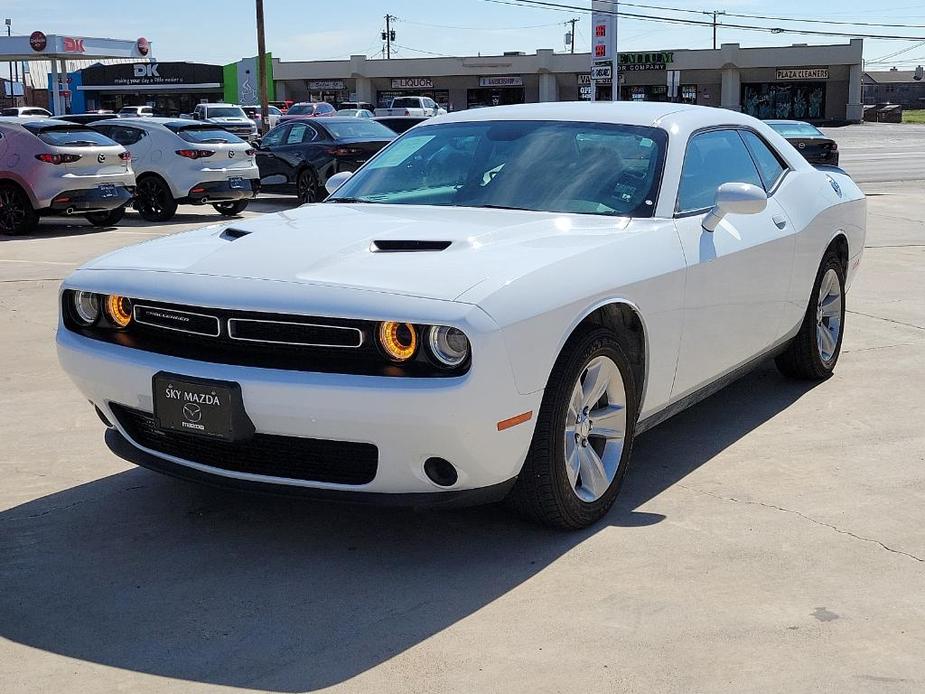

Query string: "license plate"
[[153, 372, 254, 442], [98, 183, 116, 198], [229, 177, 246, 189]]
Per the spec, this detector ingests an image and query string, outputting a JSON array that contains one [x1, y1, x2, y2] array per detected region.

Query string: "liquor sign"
[[391, 77, 433, 89], [479, 76, 523, 87], [776, 68, 829, 81], [308, 80, 345, 90]]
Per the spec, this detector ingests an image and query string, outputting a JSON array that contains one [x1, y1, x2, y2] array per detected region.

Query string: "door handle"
[[772, 215, 788, 230]]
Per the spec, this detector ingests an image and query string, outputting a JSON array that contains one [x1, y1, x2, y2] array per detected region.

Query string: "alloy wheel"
[[0, 188, 27, 232], [136, 179, 166, 216], [297, 173, 317, 204], [563, 355, 627, 503], [816, 268, 843, 365]]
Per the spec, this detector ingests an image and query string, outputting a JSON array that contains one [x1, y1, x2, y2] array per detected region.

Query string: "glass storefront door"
[[466, 87, 525, 109]]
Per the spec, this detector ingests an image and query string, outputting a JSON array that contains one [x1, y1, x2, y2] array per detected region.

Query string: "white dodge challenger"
[[57, 103, 866, 528]]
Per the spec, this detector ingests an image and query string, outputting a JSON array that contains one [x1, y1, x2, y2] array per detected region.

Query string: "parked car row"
[[0, 115, 260, 235]]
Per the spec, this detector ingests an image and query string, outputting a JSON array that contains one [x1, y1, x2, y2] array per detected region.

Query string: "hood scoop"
[[221, 227, 252, 241], [371, 240, 452, 253]]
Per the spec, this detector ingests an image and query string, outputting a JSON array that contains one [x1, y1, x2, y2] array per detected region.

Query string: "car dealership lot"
[[1, 126, 924, 692]]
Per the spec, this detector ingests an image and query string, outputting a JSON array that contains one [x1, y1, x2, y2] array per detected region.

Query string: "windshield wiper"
[[62, 140, 100, 147], [463, 204, 530, 211]]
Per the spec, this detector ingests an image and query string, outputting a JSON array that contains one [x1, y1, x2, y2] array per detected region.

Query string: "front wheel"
[[212, 200, 249, 216], [0, 183, 39, 236], [85, 206, 126, 227], [509, 328, 638, 529], [775, 250, 846, 380]]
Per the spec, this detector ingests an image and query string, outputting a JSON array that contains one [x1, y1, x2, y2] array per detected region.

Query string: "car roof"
[[434, 101, 702, 127], [110, 117, 198, 127], [0, 116, 76, 127]]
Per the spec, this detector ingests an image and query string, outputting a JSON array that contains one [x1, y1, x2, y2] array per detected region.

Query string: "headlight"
[[378, 321, 417, 362], [106, 294, 133, 328], [427, 326, 470, 368], [72, 291, 101, 326]]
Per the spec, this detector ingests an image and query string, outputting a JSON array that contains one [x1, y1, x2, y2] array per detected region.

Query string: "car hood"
[[78, 204, 637, 303]]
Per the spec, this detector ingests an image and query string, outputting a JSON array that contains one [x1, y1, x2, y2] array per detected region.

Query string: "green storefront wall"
[[223, 53, 275, 104]]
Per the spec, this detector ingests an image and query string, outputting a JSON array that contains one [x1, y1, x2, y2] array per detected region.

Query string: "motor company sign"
[[391, 77, 433, 89], [776, 68, 829, 80], [619, 52, 673, 71]]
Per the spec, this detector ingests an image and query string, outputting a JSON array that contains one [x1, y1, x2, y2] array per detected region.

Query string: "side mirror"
[[702, 182, 767, 232], [325, 171, 353, 196]]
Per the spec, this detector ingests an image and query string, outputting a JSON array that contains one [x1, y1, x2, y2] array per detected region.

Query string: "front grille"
[[111, 403, 378, 485], [63, 295, 466, 377]]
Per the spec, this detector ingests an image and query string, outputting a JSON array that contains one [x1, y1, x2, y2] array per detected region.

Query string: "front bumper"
[[187, 178, 259, 203], [45, 185, 134, 214], [57, 317, 540, 499]]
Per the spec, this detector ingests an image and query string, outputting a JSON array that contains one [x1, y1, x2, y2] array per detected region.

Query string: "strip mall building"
[[273, 40, 863, 123]]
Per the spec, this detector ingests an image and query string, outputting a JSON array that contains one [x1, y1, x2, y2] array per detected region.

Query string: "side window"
[[300, 125, 319, 143], [424, 98, 435, 109], [261, 125, 288, 146], [740, 130, 786, 192], [286, 123, 311, 144], [676, 129, 763, 214]]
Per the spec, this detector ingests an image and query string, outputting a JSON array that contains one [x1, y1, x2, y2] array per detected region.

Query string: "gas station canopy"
[[0, 32, 154, 113]]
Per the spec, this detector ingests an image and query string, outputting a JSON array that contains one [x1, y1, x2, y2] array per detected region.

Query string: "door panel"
[[670, 128, 796, 399], [672, 201, 795, 397]]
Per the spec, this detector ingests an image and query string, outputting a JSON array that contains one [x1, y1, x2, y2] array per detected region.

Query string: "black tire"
[[508, 327, 638, 529], [134, 176, 178, 222], [296, 169, 320, 204], [0, 183, 39, 236], [85, 206, 126, 227], [775, 250, 846, 380], [212, 200, 249, 216]]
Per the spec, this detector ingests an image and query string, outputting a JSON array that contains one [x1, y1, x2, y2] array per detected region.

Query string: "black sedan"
[[766, 120, 839, 166], [255, 118, 395, 203]]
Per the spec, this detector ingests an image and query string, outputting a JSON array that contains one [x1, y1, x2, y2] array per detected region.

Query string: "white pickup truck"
[[374, 96, 447, 117]]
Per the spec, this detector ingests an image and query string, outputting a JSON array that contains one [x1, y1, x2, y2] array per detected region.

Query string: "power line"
[[396, 17, 564, 30], [478, 0, 925, 41], [391, 42, 455, 57]]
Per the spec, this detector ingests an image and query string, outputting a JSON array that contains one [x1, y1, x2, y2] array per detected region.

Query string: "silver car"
[[0, 117, 135, 235]]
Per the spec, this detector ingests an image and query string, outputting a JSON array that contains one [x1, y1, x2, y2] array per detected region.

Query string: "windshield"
[[769, 122, 824, 137], [207, 107, 247, 118], [287, 104, 315, 115], [329, 120, 667, 218], [391, 98, 422, 108], [169, 126, 246, 144], [23, 124, 118, 147], [323, 120, 396, 140]]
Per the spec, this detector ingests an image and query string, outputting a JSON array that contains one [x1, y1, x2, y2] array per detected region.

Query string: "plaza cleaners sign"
[[777, 68, 829, 80]]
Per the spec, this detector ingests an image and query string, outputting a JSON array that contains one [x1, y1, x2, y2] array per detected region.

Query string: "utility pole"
[[569, 18, 578, 54], [383, 15, 396, 60], [255, 0, 269, 134], [711, 11, 725, 50]]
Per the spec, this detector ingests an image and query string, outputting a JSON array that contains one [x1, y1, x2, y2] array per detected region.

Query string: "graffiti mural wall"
[[742, 82, 826, 121]]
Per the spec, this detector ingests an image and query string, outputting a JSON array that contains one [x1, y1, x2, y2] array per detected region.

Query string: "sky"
[[5, 0, 925, 70]]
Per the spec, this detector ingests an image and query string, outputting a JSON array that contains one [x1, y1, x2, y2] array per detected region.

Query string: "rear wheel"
[[509, 328, 638, 529], [85, 206, 126, 227], [212, 200, 249, 216], [296, 169, 319, 204], [0, 183, 39, 236], [775, 250, 846, 380], [134, 176, 178, 222]]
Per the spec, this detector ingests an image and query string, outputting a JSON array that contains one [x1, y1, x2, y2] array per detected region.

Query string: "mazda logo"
[[98, 153, 106, 163], [229, 151, 235, 158], [798, 143, 805, 149], [182, 403, 202, 422]]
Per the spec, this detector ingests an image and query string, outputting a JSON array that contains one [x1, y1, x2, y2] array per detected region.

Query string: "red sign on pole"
[[62, 37, 86, 53]]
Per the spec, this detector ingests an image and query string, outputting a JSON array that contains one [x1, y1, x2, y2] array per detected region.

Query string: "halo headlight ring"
[[378, 321, 418, 362], [105, 294, 134, 329], [426, 325, 470, 368], [72, 291, 101, 327]]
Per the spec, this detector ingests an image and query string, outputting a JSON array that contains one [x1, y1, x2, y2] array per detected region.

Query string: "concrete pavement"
[[1, 144, 923, 693]]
